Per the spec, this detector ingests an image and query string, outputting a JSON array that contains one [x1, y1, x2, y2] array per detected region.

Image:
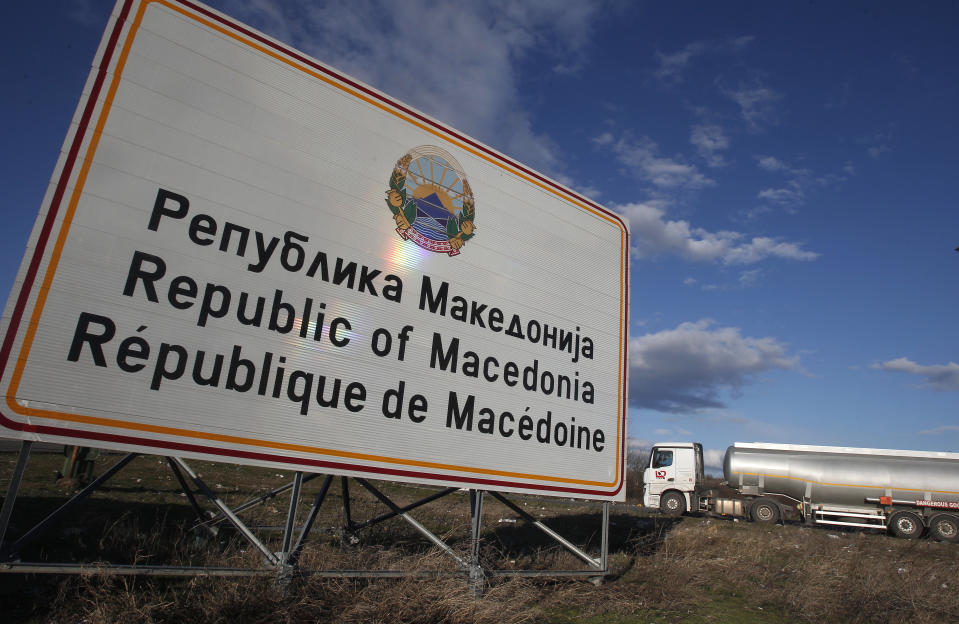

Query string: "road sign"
[[0, 0, 629, 500]]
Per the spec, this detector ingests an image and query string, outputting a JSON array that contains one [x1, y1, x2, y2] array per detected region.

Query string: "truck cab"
[[642, 442, 705, 515]]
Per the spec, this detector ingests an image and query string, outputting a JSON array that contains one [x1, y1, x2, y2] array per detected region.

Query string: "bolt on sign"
[[0, 0, 630, 500]]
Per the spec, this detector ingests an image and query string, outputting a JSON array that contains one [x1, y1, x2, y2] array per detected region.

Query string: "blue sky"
[[2, 1, 957, 470]]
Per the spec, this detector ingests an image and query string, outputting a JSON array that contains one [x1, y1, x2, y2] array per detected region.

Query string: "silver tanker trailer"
[[641, 441, 959, 541]]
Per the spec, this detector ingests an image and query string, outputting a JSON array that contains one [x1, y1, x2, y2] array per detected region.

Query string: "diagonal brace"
[[0, 441, 33, 553], [354, 478, 470, 570], [166, 458, 217, 536], [489, 491, 601, 569], [3, 452, 138, 561], [279, 471, 304, 564], [170, 457, 279, 566], [288, 474, 333, 567], [348, 487, 458, 533], [192, 474, 321, 531]]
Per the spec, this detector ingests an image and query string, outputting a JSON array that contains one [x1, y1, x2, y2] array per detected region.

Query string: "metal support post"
[[470, 489, 484, 562], [590, 501, 610, 585], [0, 440, 33, 557], [170, 457, 279, 567], [601, 501, 609, 571], [275, 471, 303, 587], [4, 452, 138, 560], [341, 477, 355, 530], [468, 489, 486, 597], [489, 491, 601, 569], [289, 474, 333, 566], [166, 458, 216, 536], [279, 471, 303, 564], [355, 478, 471, 570]]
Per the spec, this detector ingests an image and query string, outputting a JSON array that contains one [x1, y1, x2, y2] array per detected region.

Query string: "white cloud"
[[654, 41, 709, 83], [757, 156, 787, 172], [630, 319, 801, 413], [860, 128, 894, 161], [720, 80, 782, 132], [757, 185, 805, 206], [615, 201, 819, 264], [703, 448, 726, 470], [738, 268, 762, 286], [872, 358, 959, 391], [753, 155, 811, 179], [685, 269, 764, 292], [628, 437, 654, 451], [753, 155, 849, 210], [727, 35, 756, 49], [919, 425, 959, 435], [215, 0, 610, 175], [690, 124, 730, 168], [654, 36, 754, 84], [67, 0, 107, 26], [723, 237, 819, 263], [595, 133, 715, 191]]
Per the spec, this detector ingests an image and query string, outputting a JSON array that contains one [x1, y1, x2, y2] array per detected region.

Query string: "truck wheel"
[[659, 491, 686, 516], [750, 498, 780, 524], [929, 514, 959, 542], [888, 511, 923, 539]]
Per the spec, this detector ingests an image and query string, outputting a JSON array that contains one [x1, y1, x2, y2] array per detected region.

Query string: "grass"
[[2, 450, 958, 623]]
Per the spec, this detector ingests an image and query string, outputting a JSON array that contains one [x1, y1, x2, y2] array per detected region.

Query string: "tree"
[[625, 443, 652, 502]]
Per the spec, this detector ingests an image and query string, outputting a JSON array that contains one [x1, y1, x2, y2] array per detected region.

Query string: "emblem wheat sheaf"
[[385, 146, 476, 256]]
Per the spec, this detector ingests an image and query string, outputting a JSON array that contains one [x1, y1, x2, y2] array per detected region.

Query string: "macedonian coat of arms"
[[385, 146, 476, 256]]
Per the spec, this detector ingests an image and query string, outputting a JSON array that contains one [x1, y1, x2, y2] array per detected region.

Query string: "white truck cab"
[[642, 442, 705, 515]]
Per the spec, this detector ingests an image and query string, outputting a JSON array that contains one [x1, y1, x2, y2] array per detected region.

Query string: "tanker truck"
[[641, 442, 959, 541]]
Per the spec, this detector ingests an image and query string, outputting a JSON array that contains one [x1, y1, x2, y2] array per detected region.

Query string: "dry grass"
[[620, 517, 959, 623], [2, 452, 959, 623]]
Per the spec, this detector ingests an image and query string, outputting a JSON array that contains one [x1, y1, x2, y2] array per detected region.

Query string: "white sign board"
[[0, 0, 629, 500]]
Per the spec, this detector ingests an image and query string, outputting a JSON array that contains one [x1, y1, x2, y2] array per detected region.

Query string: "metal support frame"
[[347, 486, 458, 533], [166, 457, 217, 535], [280, 472, 304, 559], [169, 457, 280, 566], [354, 478, 471, 569], [289, 475, 333, 566], [488, 491, 602, 569], [192, 473, 322, 531], [0, 444, 611, 587], [341, 476, 354, 531], [469, 490, 485, 596], [2, 450, 138, 561], [0, 440, 33, 552]]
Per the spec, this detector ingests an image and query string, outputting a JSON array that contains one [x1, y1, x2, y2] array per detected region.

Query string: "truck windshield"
[[652, 449, 673, 468]]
